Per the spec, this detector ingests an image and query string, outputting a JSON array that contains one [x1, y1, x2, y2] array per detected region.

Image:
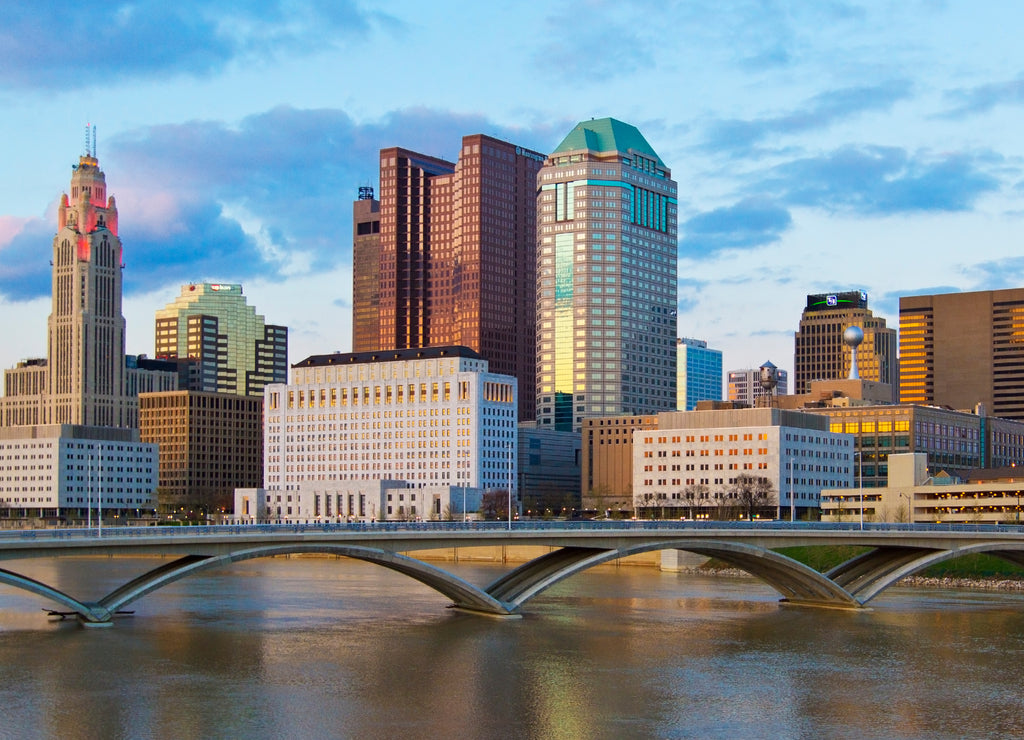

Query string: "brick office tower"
[[354, 136, 544, 421]]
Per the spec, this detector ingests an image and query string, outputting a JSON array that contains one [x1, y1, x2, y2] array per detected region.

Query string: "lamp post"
[[507, 441, 514, 531], [899, 491, 912, 524], [854, 451, 863, 530], [789, 457, 796, 523]]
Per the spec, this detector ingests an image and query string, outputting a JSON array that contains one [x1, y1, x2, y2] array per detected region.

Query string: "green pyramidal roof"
[[552, 118, 666, 168]]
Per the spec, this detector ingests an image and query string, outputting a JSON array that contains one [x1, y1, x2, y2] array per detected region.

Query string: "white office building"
[[632, 408, 854, 518], [0, 425, 157, 521], [236, 346, 517, 522]]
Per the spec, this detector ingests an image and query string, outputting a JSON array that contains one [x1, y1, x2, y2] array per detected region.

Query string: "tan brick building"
[[581, 415, 658, 516], [900, 288, 1024, 420], [139, 391, 263, 518]]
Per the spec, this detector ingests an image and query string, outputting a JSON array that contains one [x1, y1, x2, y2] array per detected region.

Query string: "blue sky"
[[2, 0, 1023, 385]]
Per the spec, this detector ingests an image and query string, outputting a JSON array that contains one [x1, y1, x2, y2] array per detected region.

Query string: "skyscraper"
[[793, 290, 897, 400], [900, 288, 1024, 419], [677, 338, 723, 411], [355, 135, 543, 421], [1, 137, 134, 428], [154, 283, 287, 397], [0, 134, 158, 522], [352, 186, 381, 352], [536, 118, 678, 431]]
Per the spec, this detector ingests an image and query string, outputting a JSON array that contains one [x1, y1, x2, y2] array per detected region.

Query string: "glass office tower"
[[536, 119, 678, 431]]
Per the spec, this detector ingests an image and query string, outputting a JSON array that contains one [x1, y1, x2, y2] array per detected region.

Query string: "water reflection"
[[1, 558, 1024, 739]]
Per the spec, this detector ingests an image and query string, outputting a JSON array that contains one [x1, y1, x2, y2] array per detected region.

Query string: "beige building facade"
[[822, 453, 1024, 525], [139, 390, 263, 518], [900, 288, 1024, 420]]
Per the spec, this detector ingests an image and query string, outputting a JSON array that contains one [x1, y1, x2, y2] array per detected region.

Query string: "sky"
[[2, 1, 1024, 387]]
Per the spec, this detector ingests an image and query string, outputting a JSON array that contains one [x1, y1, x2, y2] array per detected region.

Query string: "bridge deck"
[[0, 521, 1021, 625]]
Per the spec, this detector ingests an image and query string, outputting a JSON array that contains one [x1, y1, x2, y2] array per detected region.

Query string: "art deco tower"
[[46, 134, 129, 426]]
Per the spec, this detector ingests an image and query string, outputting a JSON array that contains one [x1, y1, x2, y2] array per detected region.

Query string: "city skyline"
[[3, 3, 1024, 382]]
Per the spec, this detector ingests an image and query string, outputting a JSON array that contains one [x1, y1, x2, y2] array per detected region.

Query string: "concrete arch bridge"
[[1, 521, 1023, 626]]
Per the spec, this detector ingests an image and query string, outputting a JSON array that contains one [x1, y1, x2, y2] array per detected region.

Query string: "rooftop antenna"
[[84, 124, 91, 157], [92, 124, 96, 158]]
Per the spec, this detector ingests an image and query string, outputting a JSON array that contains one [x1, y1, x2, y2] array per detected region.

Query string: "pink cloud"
[[0, 216, 32, 247]]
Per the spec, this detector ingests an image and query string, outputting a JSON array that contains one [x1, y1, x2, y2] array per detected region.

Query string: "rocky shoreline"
[[900, 575, 1024, 592], [692, 565, 1024, 592]]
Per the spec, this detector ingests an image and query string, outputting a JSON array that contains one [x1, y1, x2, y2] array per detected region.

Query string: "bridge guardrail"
[[0, 519, 1022, 541]]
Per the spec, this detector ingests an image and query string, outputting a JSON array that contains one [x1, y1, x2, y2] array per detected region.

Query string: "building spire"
[[84, 123, 97, 158]]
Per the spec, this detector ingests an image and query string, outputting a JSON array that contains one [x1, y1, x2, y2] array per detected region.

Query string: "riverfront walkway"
[[2, 521, 1023, 625]]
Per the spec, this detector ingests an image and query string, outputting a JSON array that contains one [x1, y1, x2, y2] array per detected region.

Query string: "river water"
[[1, 556, 1023, 740]]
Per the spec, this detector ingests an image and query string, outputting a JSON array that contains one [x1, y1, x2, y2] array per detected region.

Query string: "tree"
[[682, 483, 709, 519], [479, 489, 515, 520], [729, 474, 776, 522]]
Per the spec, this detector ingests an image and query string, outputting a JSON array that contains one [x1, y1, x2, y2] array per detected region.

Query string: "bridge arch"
[[829, 542, 1024, 605], [485, 540, 862, 610], [0, 566, 111, 623], [0, 545, 517, 624], [6, 536, 1024, 624]]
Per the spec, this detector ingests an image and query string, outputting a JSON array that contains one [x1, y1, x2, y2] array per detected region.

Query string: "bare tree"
[[729, 474, 776, 522], [479, 489, 515, 520], [683, 483, 709, 519]]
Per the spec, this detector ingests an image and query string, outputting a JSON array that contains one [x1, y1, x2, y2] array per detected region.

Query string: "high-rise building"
[[352, 186, 381, 352], [154, 283, 287, 397], [1, 141, 134, 428], [536, 118, 678, 432], [793, 290, 897, 400], [899, 288, 1024, 419], [677, 338, 722, 411], [727, 366, 789, 406], [0, 136, 158, 522], [356, 136, 543, 421]]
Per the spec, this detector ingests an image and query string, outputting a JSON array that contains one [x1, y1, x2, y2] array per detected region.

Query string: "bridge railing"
[[1, 519, 1023, 541]]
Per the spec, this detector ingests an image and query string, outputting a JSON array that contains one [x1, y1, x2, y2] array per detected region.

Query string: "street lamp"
[[507, 441, 514, 531], [789, 456, 796, 523], [854, 451, 863, 529], [899, 491, 912, 524]]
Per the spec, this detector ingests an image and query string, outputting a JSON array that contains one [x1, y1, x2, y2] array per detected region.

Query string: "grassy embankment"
[[772, 546, 1024, 580]]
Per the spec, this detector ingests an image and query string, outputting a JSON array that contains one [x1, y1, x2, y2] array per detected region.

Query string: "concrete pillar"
[[660, 549, 709, 572]]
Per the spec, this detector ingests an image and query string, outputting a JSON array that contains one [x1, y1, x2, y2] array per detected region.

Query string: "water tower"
[[758, 361, 779, 407], [844, 325, 864, 380]]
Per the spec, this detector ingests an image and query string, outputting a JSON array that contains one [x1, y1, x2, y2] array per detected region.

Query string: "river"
[[1, 556, 1023, 739]]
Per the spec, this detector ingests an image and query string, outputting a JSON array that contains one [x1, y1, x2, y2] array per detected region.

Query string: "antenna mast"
[[84, 124, 96, 158]]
